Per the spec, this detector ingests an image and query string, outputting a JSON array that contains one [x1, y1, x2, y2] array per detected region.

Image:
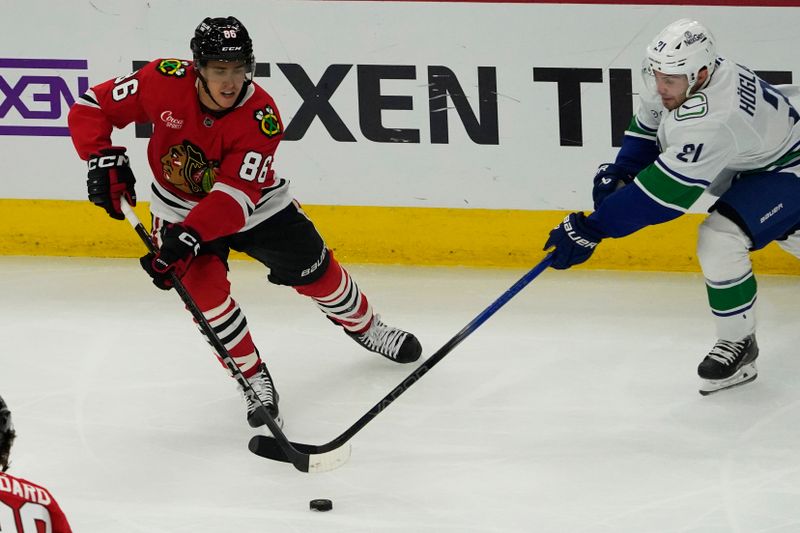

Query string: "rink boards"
[[1, 1, 799, 273], [2, 199, 798, 274]]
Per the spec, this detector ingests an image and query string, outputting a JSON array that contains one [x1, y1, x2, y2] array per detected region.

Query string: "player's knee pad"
[[697, 212, 753, 278]]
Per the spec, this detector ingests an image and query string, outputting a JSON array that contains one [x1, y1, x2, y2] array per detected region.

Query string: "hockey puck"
[[309, 498, 333, 512]]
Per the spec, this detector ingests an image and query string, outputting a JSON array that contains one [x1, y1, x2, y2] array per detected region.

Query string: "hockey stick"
[[119, 198, 349, 473], [249, 253, 554, 463]]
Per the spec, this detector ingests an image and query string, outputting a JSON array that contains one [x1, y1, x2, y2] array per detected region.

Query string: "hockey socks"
[[295, 257, 421, 363], [294, 257, 373, 333]]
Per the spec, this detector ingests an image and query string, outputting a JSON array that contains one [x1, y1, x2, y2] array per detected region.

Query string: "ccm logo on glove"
[[86, 146, 137, 221], [151, 228, 201, 273], [88, 153, 129, 170], [140, 224, 202, 290], [178, 231, 200, 254]]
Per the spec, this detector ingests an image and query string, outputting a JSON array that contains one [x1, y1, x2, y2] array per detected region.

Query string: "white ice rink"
[[2, 256, 799, 533]]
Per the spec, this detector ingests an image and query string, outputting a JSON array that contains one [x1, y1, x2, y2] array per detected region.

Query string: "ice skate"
[[347, 314, 422, 363], [697, 334, 758, 396], [240, 363, 282, 428]]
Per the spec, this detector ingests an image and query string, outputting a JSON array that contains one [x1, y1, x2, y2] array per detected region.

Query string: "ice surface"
[[1, 257, 799, 532]]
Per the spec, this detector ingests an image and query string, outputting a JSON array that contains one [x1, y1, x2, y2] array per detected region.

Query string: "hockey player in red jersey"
[[0, 396, 73, 533], [68, 16, 422, 428]]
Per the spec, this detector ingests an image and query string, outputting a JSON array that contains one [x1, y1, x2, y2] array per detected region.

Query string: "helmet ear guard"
[[642, 18, 717, 98], [190, 16, 255, 81]]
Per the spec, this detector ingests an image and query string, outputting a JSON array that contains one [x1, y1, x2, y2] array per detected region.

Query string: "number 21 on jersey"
[[677, 143, 704, 163]]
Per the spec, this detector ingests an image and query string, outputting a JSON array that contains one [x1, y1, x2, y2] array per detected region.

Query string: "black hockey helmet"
[[0, 395, 16, 472], [190, 16, 255, 75]]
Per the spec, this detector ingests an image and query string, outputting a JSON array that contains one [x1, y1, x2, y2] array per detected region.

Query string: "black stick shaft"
[[119, 200, 310, 471]]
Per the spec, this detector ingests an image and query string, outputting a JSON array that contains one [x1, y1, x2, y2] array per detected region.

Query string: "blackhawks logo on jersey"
[[254, 106, 281, 138], [156, 59, 190, 78], [161, 141, 218, 195]]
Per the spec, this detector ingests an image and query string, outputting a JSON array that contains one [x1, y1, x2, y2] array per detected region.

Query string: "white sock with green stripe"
[[698, 212, 756, 340]]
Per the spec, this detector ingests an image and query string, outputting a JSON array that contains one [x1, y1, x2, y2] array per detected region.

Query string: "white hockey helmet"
[[643, 19, 717, 97]]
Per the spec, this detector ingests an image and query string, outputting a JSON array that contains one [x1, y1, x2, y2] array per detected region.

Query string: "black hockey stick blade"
[[248, 409, 352, 472], [249, 434, 324, 460], [248, 416, 352, 472], [249, 255, 553, 463], [249, 435, 290, 462], [248, 408, 351, 473]]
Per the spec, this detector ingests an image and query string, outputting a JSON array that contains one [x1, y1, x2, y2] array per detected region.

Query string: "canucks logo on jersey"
[[254, 106, 281, 138], [675, 93, 709, 121], [156, 59, 190, 78], [161, 140, 218, 195]]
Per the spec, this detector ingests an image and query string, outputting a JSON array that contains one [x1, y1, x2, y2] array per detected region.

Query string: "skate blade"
[[698, 363, 757, 396]]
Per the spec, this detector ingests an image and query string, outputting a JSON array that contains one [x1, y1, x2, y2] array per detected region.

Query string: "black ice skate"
[[240, 363, 282, 428], [347, 314, 422, 363], [697, 334, 758, 396]]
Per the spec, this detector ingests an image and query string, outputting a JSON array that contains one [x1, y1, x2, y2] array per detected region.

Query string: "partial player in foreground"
[[67, 16, 422, 428], [0, 395, 73, 533], [542, 19, 800, 395]]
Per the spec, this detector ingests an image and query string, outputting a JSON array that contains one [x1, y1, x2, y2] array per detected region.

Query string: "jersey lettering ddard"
[[0, 472, 72, 533], [68, 58, 285, 241], [588, 58, 800, 238]]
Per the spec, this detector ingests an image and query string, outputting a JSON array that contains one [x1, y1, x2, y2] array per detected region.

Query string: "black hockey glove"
[[140, 224, 201, 290], [86, 147, 136, 220], [543, 212, 604, 270], [592, 163, 632, 210]]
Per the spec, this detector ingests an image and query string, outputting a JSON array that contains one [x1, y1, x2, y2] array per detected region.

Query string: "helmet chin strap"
[[196, 72, 226, 110], [195, 70, 250, 113]]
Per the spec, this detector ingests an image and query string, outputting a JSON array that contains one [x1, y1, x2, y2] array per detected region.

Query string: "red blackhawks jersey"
[[0, 471, 72, 533], [68, 58, 293, 241]]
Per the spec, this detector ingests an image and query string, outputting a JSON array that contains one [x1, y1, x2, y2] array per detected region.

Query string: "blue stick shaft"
[[252, 254, 554, 459]]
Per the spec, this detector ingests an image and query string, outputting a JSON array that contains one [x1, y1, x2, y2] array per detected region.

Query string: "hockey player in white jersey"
[[543, 19, 800, 395]]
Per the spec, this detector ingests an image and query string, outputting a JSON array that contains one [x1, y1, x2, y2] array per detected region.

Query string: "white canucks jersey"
[[630, 57, 800, 210]]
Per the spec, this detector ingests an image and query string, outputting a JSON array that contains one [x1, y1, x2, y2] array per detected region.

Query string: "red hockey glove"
[[86, 147, 136, 220], [140, 224, 201, 290]]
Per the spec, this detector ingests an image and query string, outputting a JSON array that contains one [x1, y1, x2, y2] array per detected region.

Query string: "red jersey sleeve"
[[68, 62, 156, 160], [48, 497, 73, 533], [183, 90, 284, 241]]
